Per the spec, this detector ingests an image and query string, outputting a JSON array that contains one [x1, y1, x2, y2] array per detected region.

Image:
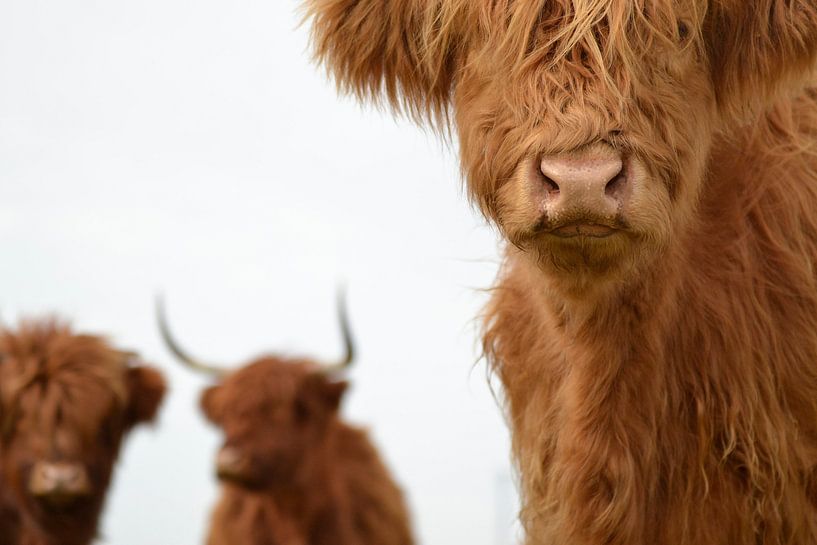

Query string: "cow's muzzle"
[[215, 446, 254, 484], [28, 461, 92, 505], [535, 144, 630, 236]]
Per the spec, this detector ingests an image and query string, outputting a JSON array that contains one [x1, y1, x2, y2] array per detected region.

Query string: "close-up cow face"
[[200, 360, 348, 489], [454, 1, 712, 288], [308, 0, 817, 291], [0, 322, 166, 540]]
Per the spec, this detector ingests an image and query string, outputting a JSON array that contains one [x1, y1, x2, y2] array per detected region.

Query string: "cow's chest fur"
[[496, 269, 817, 544]]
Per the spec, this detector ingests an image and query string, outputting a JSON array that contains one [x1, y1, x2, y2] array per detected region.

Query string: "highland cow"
[[0, 320, 166, 545], [157, 296, 414, 545], [306, 1, 817, 543]]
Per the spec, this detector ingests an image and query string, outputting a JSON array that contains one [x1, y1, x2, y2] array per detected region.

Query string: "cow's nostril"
[[605, 169, 627, 198], [542, 174, 560, 193]]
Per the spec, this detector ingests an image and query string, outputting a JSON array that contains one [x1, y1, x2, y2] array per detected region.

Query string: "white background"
[[0, 1, 519, 544]]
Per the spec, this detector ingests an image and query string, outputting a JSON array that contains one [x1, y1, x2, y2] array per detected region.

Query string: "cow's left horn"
[[322, 288, 355, 375], [156, 295, 228, 377]]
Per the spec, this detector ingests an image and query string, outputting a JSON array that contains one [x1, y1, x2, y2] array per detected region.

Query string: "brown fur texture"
[[0, 320, 166, 545], [306, 1, 817, 543], [201, 357, 414, 545]]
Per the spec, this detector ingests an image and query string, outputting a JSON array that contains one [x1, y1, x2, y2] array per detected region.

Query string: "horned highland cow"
[[157, 295, 414, 545], [0, 320, 166, 545], [305, 1, 817, 543]]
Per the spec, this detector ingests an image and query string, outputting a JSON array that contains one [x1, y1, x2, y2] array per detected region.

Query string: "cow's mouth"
[[549, 222, 619, 238], [217, 467, 252, 484], [34, 494, 94, 515], [216, 466, 268, 490]]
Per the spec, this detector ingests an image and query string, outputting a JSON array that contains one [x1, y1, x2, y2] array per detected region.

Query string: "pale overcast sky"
[[0, 1, 518, 544]]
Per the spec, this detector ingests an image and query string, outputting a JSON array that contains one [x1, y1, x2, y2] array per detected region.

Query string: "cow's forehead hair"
[[219, 357, 320, 406], [482, 0, 704, 73], [0, 320, 128, 435], [446, 0, 710, 143], [479, 0, 701, 38]]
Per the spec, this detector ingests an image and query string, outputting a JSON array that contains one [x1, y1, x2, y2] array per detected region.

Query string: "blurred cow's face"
[[1, 387, 119, 516], [201, 358, 347, 489], [0, 324, 165, 533]]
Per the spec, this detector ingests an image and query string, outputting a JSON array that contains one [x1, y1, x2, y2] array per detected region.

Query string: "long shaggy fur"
[[485, 98, 817, 538], [0, 320, 166, 545], [202, 357, 414, 545], [306, 0, 817, 543]]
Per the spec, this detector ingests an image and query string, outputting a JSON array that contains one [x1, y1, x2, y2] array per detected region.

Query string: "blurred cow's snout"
[[537, 147, 629, 235], [29, 461, 92, 503], [216, 446, 252, 482]]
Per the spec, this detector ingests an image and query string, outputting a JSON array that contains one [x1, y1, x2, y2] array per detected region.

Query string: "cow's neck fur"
[[487, 86, 817, 545], [500, 244, 680, 544], [0, 491, 20, 545], [207, 418, 413, 545], [208, 421, 349, 545]]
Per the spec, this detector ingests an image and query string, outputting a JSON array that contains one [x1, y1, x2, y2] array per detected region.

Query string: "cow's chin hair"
[[35, 498, 96, 518], [537, 232, 635, 271], [24, 496, 102, 540], [514, 227, 669, 300]]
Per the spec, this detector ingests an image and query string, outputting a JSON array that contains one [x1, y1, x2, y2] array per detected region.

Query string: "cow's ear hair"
[[306, 0, 470, 123], [320, 380, 348, 412], [125, 365, 167, 427], [200, 385, 223, 424], [707, 0, 817, 120]]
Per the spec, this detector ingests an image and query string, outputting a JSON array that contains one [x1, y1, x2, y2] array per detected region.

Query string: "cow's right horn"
[[321, 288, 355, 375], [156, 295, 228, 377]]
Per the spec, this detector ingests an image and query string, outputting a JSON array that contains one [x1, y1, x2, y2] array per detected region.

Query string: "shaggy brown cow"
[[157, 296, 414, 545], [306, 1, 817, 544], [0, 320, 166, 545]]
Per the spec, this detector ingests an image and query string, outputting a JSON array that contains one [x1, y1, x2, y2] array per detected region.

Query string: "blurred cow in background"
[[158, 294, 414, 545], [0, 319, 166, 545]]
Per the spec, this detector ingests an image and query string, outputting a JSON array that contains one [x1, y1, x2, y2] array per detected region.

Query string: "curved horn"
[[322, 288, 355, 374], [155, 295, 227, 377]]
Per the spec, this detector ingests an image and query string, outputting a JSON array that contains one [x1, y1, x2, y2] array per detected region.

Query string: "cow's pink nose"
[[216, 446, 251, 482], [539, 151, 627, 224], [29, 461, 92, 503], [540, 153, 626, 199]]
